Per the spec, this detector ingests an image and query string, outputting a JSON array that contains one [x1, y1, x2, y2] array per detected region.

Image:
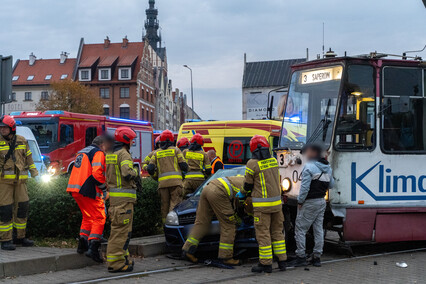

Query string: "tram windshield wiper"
[[307, 99, 332, 144]]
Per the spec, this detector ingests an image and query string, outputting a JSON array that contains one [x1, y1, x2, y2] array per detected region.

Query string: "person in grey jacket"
[[289, 143, 334, 268]]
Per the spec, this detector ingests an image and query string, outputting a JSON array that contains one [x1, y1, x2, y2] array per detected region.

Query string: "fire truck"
[[275, 50, 426, 243], [10, 110, 153, 175]]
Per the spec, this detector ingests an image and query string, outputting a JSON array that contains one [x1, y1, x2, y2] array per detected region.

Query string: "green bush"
[[27, 176, 162, 239]]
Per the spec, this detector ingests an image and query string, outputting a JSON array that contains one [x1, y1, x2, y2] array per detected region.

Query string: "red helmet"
[[0, 115, 16, 132], [249, 135, 269, 152], [115, 127, 137, 144], [160, 130, 174, 142], [177, 137, 189, 148], [190, 133, 204, 146]]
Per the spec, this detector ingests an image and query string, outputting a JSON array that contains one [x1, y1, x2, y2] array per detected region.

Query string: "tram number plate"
[[292, 170, 301, 183], [279, 154, 285, 166]]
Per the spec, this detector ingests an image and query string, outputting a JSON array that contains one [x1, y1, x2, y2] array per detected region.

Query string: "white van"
[[16, 126, 47, 177]]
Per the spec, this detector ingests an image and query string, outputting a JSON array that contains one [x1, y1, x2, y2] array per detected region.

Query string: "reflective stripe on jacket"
[[149, 146, 185, 188], [183, 150, 211, 181]]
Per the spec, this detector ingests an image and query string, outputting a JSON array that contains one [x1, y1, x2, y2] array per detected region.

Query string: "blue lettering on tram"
[[351, 161, 426, 201]]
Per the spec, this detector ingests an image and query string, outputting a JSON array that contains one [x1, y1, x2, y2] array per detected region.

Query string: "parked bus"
[[177, 120, 282, 168], [10, 110, 153, 175], [275, 52, 426, 243]]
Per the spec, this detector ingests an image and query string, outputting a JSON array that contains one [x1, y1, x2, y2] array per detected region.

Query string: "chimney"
[[104, 36, 110, 48], [29, 52, 36, 66], [60, 51, 68, 64], [122, 36, 128, 48]]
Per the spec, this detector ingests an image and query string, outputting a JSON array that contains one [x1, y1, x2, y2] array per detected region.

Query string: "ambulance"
[[177, 120, 282, 168]]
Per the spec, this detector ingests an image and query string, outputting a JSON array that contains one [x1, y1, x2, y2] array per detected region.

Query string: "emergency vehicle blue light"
[[44, 110, 64, 115], [108, 117, 149, 125], [15, 120, 23, 126], [9, 112, 22, 115]]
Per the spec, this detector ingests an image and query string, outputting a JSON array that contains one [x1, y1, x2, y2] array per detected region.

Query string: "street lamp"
[[183, 65, 194, 120]]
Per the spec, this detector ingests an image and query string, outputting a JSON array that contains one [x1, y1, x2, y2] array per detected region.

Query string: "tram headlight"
[[282, 178, 292, 192], [165, 211, 179, 226]]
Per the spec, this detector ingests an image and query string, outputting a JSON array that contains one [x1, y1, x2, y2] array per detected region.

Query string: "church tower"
[[143, 0, 161, 51]]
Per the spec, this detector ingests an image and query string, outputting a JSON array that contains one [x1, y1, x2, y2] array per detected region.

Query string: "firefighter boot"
[[278, 260, 287, 271], [14, 238, 34, 247], [77, 237, 89, 254], [182, 245, 198, 263], [86, 240, 103, 263], [251, 263, 273, 273], [222, 258, 241, 266], [1, 241, 16, 251]]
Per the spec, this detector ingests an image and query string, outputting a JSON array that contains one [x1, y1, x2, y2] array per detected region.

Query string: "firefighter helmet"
[[0, 115, 16, 132], [190, 133, 204, 146], [115, 127, 137, 144], [160, 130, 174, 142], [249, 135, 269, 152], [177, 137, 189, 148]]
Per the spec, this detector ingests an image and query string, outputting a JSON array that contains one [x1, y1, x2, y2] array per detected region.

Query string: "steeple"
[[143, 0, 161, 51]]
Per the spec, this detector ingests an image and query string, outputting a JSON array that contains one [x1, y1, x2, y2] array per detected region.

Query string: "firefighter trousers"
[[182, 186, 236, 259], [106, 202, 133, 271], [72, 192, 106, 241], [183, 179, 204, 197], [0, 182, 29, 242], [159, 185, 183, 220], [254, 210, 287, 265]]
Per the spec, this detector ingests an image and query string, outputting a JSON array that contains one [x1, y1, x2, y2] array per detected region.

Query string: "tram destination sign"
[[301, 66, 342, 85]]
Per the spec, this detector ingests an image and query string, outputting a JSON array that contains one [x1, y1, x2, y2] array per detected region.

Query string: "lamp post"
[[183, 65, 194, 120]]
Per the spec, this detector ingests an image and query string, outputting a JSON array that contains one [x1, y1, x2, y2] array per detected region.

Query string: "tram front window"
[[280, 65, 343, 149]]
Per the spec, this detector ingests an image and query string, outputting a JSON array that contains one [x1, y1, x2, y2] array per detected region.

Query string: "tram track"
[[68, 246, 426, 284]]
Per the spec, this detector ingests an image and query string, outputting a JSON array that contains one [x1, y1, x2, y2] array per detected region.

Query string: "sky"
[[0, 0, 425, 120]]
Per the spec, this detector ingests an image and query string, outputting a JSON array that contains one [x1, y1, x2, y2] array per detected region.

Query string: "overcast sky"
[[1, 0, 425, 120]]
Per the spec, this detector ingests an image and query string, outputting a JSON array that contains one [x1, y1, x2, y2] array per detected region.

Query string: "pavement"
[[2, 248, 425, 283]]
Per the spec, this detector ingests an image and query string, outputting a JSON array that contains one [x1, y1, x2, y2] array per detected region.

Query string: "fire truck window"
[[85, 127, 98, 147], [222, 137, 252, 165], [382, 67, 425, 153], [335, 65, 375, 151], [60, 124, 74, 146]]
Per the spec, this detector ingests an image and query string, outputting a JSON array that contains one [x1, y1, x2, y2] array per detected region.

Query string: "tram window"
[[85, 127, 98, 147], [382, 67, 425, 153], [335, 65, 375, 151]]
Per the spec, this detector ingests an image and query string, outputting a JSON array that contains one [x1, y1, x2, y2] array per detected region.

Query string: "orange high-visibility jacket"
[[67, 145, 107, 199]]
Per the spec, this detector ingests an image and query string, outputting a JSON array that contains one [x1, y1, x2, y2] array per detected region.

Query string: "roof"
[[77, 41, 144, 83], [12, 58, 76, 86], [242, 58, 306, 88]]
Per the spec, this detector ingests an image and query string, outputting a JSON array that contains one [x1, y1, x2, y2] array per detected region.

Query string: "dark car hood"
[[174, 195, 200, 215]]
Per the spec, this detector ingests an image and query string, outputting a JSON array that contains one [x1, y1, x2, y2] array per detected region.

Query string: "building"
[[242, 55, 305, 120], [7, 52, 76, 113]]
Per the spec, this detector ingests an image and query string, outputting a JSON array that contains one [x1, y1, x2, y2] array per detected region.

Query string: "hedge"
[[27, 176, 162, 239]]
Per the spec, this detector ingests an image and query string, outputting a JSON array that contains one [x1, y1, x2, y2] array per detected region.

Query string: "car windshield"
[[193, 167, 246, 197], [279, 65, 343, 149], [18, 118, 59, 154]]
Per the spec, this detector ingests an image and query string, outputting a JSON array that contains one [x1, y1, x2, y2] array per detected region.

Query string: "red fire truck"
[[10, 110, 153, 175]]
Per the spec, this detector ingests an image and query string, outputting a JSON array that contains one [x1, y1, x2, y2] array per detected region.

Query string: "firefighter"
[[237, 135, 287, 273], [105, 127, 139, 273], [142, 136, 160, 172], [0, 115, 38, 250], [176, 137, 190, 152], [67, 135, 113, 262], [147, 130, 188, 221], [182, 134, 211, 196], [182, 175, 244, 266], [207, 149, 224, 174]]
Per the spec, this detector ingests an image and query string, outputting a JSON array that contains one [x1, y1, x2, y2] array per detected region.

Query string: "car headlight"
[[41, 174, 51, 183], [282, 178, 292, 192], [165, 211, 179, 226], [47, 166, 56, 175]]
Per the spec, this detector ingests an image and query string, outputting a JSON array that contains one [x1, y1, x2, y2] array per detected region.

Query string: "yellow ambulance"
[[177, 120, 282, 168]]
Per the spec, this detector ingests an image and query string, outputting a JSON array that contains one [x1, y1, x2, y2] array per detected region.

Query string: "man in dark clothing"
[[207, 150, 224, 174], [289, 144, 334, 268]]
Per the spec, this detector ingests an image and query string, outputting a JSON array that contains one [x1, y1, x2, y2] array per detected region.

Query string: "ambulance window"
[[334, 65, 375, 151], [85, 127, 98, 147], [222, 137, 252, 165], [60, 124, 74, 146], [382, 67, 425, 153]]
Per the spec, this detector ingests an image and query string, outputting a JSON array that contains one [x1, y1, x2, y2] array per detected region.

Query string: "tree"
[[37, 80, 103, 115]]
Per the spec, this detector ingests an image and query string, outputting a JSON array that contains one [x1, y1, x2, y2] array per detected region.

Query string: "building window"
[[120, 107, 130, 119], [119, 68, 131, 80], [100, 88, 110, 99], [103, 107, 110, 116], [24, 92, 32, 101], [41, 91, 49, 100], [99, 68, 111, 81], [61, 74, 68, 80], [11, 92, 16, 101], [45, 75, 52, 80], [27, 75, 34, 81], [79, 69, 91, 81], [120, 87, 130, 98], [12, 76, 19, 81], [146, 110, 149, 121], [381, 67, 426, 153]]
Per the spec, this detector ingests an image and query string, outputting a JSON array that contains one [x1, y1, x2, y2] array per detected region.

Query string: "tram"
[[276, 51, 426, 243]]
